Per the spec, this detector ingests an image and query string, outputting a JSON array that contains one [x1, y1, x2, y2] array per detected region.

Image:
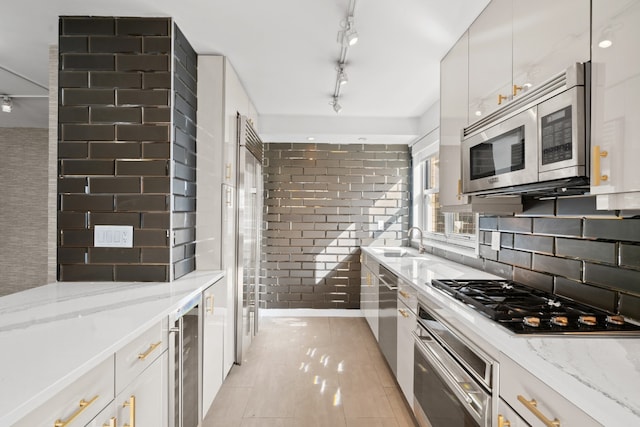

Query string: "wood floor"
[[202, 316, 418, 427]]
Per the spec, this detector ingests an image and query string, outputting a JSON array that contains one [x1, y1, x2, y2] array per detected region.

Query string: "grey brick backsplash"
[[513, 268, 554, 293], [57, 18, 195, 282], [533, 217, 582, 237], [532, 253, 582, 281], [620, 244, 640, 269], [263, 143, 409, 308], [584, 263, 640, 294], [513, 234, 553, 254], [477, 197, 640, 321], [554, 277, 617, 313], [583, 218, 640, 243], [555, 238, 616, 265]]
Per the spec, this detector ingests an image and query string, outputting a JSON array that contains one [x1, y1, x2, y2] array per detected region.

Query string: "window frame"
[[411, 132, 478, 252]]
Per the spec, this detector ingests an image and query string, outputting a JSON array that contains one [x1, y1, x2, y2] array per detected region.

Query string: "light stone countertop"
[[362, 246, 640, 426], [0, 270, 224, 427]]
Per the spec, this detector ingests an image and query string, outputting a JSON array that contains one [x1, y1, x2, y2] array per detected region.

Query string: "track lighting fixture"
[[1, 96, 12, 113], [331, 0, 357, 113]]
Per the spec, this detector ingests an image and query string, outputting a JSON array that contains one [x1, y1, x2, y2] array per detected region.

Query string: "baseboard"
[[260, 308, 364, 318]]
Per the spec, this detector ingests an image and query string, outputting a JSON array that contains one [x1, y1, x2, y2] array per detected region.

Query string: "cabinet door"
[[360, 265, 379, 340], [116, 351, 168, 427], [440, 31, 470, 209], [13, 357, 114, 427], [591, 0, 640, 209], [468, 0, 513, 119], [223, 59, 249, 186], [496, 398, 528, 427], [396, 299, 415, 408], [221, 183, 237, 371], [202, 278, 227, 419], [512, 0, 590, 97], [499, 355, 599, 427]]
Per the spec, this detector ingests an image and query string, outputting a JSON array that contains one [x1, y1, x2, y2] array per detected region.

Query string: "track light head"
[[345, 27, 358, 46], [338, 68, 348, 86], [2, 96, 12, 113], [331, 97, 342, 114]]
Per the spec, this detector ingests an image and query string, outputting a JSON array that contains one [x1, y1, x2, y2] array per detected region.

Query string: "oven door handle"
[[412, 331, 487, 425]]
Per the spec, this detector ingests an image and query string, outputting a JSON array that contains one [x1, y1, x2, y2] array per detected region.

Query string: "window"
[[411, 135, 477, 251]]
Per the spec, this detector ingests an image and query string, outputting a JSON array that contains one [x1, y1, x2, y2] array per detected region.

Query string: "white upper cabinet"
[[468, 0, 590, 120], [512, 0, 590, 94], [440, 31, 471, 209], [591, 0, 640, 210], [468, 0, 513, 120]]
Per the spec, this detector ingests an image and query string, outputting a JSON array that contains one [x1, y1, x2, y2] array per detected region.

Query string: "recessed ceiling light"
[[2, 96, 12, 113], [307, 137, 315, 141], [358, 137, 367, 141]]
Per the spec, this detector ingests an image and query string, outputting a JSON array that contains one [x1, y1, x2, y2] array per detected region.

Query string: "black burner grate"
[[431, 279, 640, 335]]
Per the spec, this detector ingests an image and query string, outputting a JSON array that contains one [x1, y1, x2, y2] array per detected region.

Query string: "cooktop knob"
[[523, 316, 540, 327], [578, 315, 597, 326], [606, 315, 625, 325], [551, 316, 568, 327]]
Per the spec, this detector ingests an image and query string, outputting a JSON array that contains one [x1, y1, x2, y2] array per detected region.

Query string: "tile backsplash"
[[57, 17, 197, 282], [477, 196, 640, 320], [262, 143, 410, 309]]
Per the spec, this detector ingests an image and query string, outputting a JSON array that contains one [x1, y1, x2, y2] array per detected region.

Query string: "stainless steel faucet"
[[407, 226, 426, 254]]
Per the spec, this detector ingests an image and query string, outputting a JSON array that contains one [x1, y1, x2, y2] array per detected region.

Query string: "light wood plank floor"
[[203, 316, 418, 427]]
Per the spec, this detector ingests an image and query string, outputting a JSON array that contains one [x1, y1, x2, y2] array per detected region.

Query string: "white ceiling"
[[0, 0, 489, 143]]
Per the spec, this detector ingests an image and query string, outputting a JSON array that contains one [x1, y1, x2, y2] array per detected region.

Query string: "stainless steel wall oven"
[[413, 300, 494, 427]]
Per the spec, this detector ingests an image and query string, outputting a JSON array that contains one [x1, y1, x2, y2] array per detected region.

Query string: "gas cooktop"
[[431, 279, 640, 335]]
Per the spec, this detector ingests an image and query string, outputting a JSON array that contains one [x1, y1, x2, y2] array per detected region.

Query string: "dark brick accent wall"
[[263, 143, 410, 309], [171, 24, 197, 279], [476, 196, 640, 321], [57, 17, 196, 282]]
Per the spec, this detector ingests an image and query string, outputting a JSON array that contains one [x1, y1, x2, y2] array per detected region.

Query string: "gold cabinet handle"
[[225, 163, 232, 180], [398, 309, 409, 318], [592, 145, 609, 186], [498, 414, 511, 427], [53, 395, 99, 427], [225, 187, 232, 206], [138, 341, 161, 360], [206, 295, 215, 314], [517, 395, 560, 427], [123, 395, 136, 427], [457, 179, 462, 200], [513, 84, 523, 97], [498, 94, 508, 105], [103, 417, 117, 427], [399, 290, 410, 299], [366, 272, 371, 286]]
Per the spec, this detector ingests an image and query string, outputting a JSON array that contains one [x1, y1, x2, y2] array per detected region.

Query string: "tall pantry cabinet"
[[196, 56, 258, 385]]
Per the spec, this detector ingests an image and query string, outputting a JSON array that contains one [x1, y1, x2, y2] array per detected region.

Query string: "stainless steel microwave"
[[461, 63, 590, 196]]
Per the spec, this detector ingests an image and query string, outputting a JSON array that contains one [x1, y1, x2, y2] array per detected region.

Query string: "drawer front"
[[14, 356, 114, 427], [397, 281, 417, 314], [499, 355, 600, 427], [497, 398, 528, 427], [115, 319, 167, 393]]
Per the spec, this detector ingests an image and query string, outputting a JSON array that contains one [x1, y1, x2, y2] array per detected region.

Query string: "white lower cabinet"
[[396, 298, 415, 408], [496, 398, 528, 427], [202, 277, 227, 419], [13, 356, 115, 427], [88, 351, 168, 427], [499, 354, 599, 427], [360, 263, 379, 340]]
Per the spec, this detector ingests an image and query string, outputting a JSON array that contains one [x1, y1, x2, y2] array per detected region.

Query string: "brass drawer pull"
[[138, 341, 162, 360], [498, 414, 511, 427], [225, 163, 232, 180], [123, 395, 136, 427], [398, 309, 409, 318], [517, 395, 560, 427], [498, 94, 508, 105], [399, 290, 410, 299], [206, 295, 215, 314], [103, 417, 117, 427], [53, 395, 99, 427]]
